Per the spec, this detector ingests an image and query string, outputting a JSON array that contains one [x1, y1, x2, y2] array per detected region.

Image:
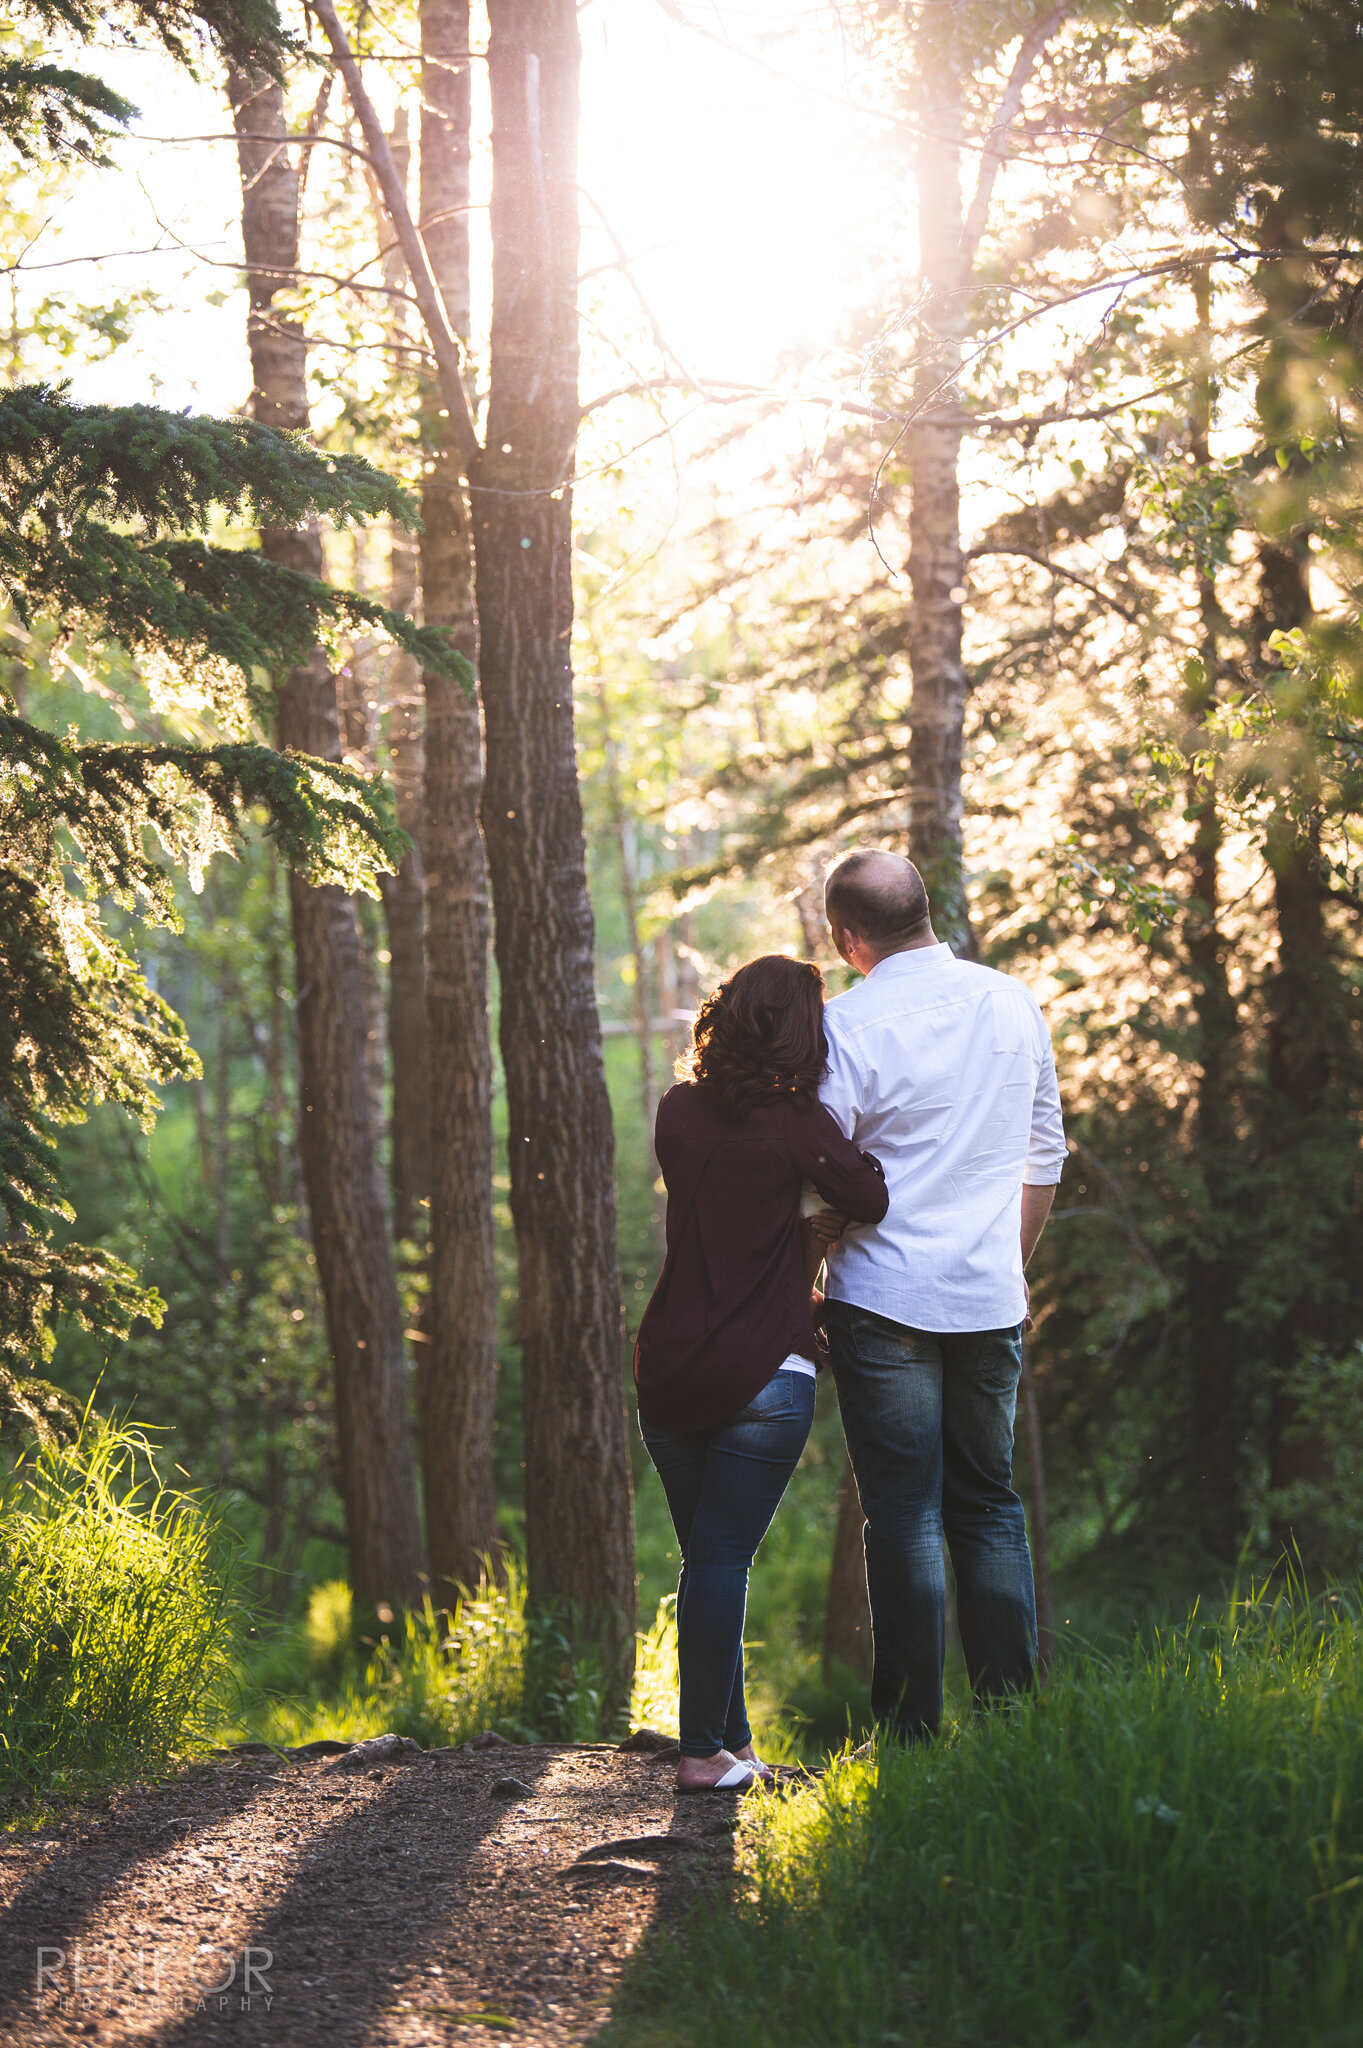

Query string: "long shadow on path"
[[143, 1746, 554, 2045], [0, 1758, 284, 2037]]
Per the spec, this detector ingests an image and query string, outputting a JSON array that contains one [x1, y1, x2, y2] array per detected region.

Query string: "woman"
[[634, 955, 888, 1791]]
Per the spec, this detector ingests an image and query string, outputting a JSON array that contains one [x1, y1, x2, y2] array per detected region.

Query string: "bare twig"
[[578, 187, 705, 395], [967, 544, 1144, 624], [310, 0, 480, 468]]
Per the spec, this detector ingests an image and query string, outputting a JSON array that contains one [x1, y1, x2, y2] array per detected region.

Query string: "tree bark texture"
[[229, 65, 426, 1611], [371, 112, 434, 1247], [823, 1453, 873, 1680], [1256, 541, 1334, 1552], [477, 0, 635, 1689], [1183, 272, 1242, 1557], [379, 525, 432, 1246], [596, 691, 663, 1261], [906, 63, 972, 952], [417, 0, 502, 1598]]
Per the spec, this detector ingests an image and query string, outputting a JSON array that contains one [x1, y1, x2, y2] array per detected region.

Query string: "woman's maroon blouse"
[[633, 1081, 888, 1434]]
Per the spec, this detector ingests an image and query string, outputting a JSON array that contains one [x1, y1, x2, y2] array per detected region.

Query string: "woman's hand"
[[806, 1207, 848, 1247]]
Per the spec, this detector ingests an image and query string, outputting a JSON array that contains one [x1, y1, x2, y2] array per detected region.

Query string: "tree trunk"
[[905, 62, 972, 953], [476, 0, 635, 1696], [1257, 540, 1332, 1556], [367, 111, 433, 1246], [823, 1454, 873, 1680], [596, 694, 664, 1261], [794, 881, 828, 959], [229, 65, 425, 1611], [417, 0, 502, 1599], [379, 525, 432, 1246], [1184, 266, 1241, 1558], [1018, 1344, 1054, 1677]]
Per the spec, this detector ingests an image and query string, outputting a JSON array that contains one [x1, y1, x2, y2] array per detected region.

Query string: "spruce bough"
[[0, 385, 469, 1433]]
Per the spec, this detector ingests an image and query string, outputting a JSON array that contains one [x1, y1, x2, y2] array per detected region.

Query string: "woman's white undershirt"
[[785, 1180, 825, 1378]]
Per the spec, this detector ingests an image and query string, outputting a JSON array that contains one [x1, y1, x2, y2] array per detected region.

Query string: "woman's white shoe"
[[677, 1758, 764, 1793]]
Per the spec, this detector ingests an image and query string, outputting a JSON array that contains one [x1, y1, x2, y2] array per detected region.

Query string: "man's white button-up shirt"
[[819, 942, 1066, 1333]]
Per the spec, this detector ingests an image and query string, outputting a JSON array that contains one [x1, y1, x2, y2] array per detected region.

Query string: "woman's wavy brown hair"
[[679, 954, 828, 1124]]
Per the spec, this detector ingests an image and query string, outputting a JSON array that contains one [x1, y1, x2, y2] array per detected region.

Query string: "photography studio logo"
[[35, 1942, 276, 2016]]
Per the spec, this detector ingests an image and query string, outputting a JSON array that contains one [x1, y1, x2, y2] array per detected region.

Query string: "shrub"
[[0, 1417, 233, 1796]]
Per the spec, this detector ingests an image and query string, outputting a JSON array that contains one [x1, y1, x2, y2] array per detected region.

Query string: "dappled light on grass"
[[611, 1581, 1363, 2047], [629, 1596, 680, 1738], [229, 1565, 529, 1751]]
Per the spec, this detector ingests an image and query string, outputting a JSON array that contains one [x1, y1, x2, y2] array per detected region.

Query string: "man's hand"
[[807, 1207, 849, 1247], [810, 1286, 830, 1367]]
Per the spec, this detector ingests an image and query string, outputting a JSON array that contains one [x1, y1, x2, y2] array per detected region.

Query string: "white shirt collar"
[[863, 942, 956, 982]]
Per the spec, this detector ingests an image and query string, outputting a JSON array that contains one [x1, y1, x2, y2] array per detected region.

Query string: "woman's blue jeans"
[[826, 1302, 1036, 1743], [641, 1370, 815, 1758]]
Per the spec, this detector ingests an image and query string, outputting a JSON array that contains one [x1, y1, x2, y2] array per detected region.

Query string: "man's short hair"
[[824, 849, 931, 947]]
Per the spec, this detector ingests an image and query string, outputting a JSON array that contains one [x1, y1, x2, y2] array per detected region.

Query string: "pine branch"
[[0, 57, 134, 164], [0, 1236, 162, 1376], [2, 526, 471, 700], [16, 1, 297, 78], [0, 385, 416, 537]]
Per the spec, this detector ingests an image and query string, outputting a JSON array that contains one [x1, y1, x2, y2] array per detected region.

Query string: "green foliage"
[[18, 0, 296, 75], [0, 385, 416, 539], [232, 1569, 530, 1751], [0, 54, 133, 163], [0, 1415, 235, 1797], [612, 1584, 1363, 2048], [0, 387, 471, 704], [231, 1574, 687, 1754], [0, 3, 295, 164], [1169, 0, 1363, 244], [628, 1595, 680, 1736], [1, 696, 409, 1396], [1271, 1348, 1363, 1566]]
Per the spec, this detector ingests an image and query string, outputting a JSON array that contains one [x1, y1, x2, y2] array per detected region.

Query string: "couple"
[[633, 849, 1066, 1792]]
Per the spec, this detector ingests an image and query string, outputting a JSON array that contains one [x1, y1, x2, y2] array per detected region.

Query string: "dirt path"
[[0, 1737, 736, 2045]]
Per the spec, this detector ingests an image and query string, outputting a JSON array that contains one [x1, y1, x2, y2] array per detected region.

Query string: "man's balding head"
[[824, 850, 933, 962]]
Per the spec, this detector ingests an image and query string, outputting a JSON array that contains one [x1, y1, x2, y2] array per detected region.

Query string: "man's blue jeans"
[[641, 1370, 815, 1757], [826, 1302, 1036, 1741]]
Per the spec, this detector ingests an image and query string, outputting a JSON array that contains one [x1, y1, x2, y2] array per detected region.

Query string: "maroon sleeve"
[[787, 1103, 888, 1222]]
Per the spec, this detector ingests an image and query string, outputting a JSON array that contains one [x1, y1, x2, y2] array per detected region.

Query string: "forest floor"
[[0, 1734, 736, 2047]]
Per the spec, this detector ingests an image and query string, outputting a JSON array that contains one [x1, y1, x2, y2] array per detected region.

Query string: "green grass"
[[609, 1582, 1363, 2048], [224, 1567, 689, 1750], [0, 1418, 234, 1800]]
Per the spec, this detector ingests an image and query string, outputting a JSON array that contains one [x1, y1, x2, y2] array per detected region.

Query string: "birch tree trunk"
[[229, 65, 425, 1611], [476, 0, 635, 1695], [417, 0, 502, 1598], [905, 59, 972, 953]]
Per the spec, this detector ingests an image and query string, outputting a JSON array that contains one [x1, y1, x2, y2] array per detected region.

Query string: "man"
[[815, 848, 1065, 1741]]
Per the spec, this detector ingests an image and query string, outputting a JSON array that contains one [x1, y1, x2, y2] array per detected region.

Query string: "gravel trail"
[[0, 1740, 737, 2046]]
